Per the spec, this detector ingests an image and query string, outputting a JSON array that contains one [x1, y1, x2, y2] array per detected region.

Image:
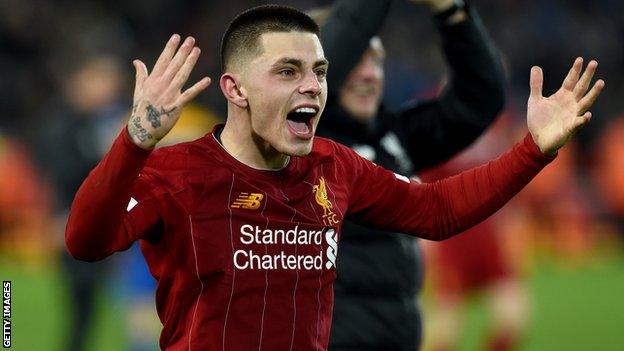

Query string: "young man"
[[314, 0, 506, 349], [65, 5, 603, 351]]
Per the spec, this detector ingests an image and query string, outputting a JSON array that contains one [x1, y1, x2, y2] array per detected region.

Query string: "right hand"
[[128, 34, 211, 149]]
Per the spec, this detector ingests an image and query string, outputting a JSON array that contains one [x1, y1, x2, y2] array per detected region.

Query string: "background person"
[[35, 55, 129, 351], [313, 0, 506, 349]]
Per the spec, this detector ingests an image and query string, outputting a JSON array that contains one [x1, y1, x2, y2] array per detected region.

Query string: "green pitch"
[[1, 254, 623, 350]]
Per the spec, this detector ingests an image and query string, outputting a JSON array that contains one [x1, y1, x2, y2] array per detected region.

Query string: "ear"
[[220, 73, 248, 108]]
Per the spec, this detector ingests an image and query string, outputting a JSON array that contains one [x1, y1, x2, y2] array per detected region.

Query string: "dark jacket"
[[318, 1, 505, 350]]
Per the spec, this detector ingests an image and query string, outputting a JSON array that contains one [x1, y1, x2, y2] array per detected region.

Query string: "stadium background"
[[1, 0, 623, 350]]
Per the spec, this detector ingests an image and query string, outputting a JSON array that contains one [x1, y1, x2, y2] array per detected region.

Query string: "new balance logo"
[[231, 192, 264, 210]]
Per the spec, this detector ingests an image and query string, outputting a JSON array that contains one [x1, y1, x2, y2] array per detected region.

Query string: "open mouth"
[[350, 84, 377, 97], [286, 106, 318, 139]]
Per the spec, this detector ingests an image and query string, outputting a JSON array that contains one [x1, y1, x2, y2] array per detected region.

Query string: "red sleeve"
[[65, 129, 162, 261], [344, 133, 555, 241]]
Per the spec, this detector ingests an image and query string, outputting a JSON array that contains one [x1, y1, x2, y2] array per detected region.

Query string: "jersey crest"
[[313, 177, 339, 226]]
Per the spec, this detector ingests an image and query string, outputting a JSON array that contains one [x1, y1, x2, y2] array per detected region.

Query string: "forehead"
[[256, 31, 325, 64], [368, 36, 385, 57]]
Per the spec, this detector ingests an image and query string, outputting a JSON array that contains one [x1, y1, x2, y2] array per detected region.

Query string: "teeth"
[[294, 107, 317, 114], [353, 85, 375, 95]]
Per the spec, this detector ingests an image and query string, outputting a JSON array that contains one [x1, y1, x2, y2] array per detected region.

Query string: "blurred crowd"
[[1, 0, 624, 350]]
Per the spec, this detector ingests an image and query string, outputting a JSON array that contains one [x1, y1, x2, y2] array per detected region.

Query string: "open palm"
[[128, 34, 211, 149], [527, 58, 604, 155]]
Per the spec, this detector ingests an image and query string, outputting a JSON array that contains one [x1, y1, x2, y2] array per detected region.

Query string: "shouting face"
[[240, 31, 329, 157]]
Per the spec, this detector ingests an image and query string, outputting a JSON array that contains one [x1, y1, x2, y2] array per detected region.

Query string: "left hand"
[[527, 58, 604, 155]]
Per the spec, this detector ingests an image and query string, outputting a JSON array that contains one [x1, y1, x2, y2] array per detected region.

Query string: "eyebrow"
[[271, 57, 329, 69]]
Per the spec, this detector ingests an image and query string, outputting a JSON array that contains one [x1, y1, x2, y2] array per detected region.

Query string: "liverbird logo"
[[313, 177, 340, 226]]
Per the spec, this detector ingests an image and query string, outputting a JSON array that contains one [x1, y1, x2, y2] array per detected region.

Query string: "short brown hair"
[[220, 4, 320, 71]]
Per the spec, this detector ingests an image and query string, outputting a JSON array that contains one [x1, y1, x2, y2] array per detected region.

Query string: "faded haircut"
[[220, 4, 321, 72]]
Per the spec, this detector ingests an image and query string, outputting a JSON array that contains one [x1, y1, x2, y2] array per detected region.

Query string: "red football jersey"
[[66, 125, 553, 350]]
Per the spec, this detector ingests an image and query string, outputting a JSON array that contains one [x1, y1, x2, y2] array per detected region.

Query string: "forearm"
[[394, 4, 505, 171], [437, 4, 506, 122], [406, 134, 552, 240], [321, 0, 392, 91], [350, 134, 554, 239], [65, 129, 151, 261]]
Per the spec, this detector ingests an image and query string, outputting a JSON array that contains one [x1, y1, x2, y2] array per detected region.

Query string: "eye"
[[279, 68, 295, 77], [315, 69, 327, 79]]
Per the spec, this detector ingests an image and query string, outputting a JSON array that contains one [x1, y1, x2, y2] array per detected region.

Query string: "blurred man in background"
[[36, 55, 129, 351], [594, 115, 624, 239], [313, 0, 506, 349], [420, 116, 531, 351], [0, 132, 53, 267]]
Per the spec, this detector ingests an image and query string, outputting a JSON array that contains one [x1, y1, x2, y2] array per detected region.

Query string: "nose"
[[299, 73, 322, 97], [353, 55, 380, 81]]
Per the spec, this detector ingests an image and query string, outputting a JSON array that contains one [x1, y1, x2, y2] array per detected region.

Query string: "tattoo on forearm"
[[146, 104, 176, 128], [128, 114, 153, 142], [128, 102, 177, 143]]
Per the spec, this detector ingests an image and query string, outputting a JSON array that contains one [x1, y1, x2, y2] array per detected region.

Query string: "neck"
[[220, 118, 290, 170]]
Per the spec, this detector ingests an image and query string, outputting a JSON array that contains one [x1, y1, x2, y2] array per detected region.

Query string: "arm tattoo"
[[128, 114, 153, 142], [146, 104, 177, 128]]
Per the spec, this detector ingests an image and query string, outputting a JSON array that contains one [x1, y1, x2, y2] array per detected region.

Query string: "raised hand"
[[409, 0, 461, 13], [527, 58, 604, 155], [409, 0, 467, 23], [128, 34, 211, 149]]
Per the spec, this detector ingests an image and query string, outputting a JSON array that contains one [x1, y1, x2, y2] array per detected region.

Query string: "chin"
[[352, 109, 376, 121], [345, 103, 377, 121], [292, 146, 313, 156], [280, 140, 313, 157]]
